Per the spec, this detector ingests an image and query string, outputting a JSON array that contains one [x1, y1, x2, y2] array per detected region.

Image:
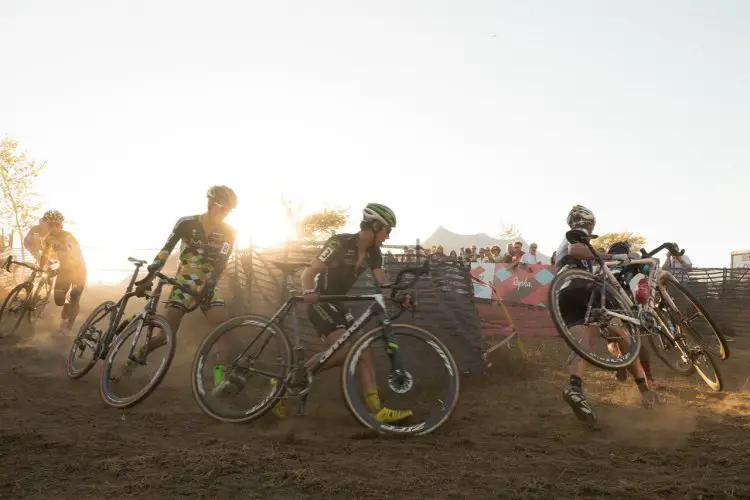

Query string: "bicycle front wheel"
[[66, 300, 115, 379], [191, 315, 292, 424], [647, 304, 695, 377], [0, 283, 32, 338], [99, 315, 175, 409], [659, 273, 729, 361], [548, 269, 641, 370], [342, 324, 460, 436]]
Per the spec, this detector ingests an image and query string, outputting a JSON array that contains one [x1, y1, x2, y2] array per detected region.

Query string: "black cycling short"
[[307, 302, 354, 337], [54, 266, 86, 307], [557, 282, 617, 328]]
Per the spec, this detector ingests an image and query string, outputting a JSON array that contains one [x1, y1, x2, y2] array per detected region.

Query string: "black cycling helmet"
[[207, 185, 238, 209], [607, 241, 631, 255]]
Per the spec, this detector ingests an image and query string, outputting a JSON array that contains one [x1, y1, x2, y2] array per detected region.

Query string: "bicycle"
[[548, 230, 728, 392], [0, 256, 56, 338], [469, 272, 520, 364], [65, 257, 202, 408], [191, 259, 461, 436]]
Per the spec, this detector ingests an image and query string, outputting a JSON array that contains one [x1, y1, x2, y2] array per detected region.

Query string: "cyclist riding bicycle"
[[128, 186, 237, 378], [556, 205, 665, 426], [213, 203, 413, 424], [29, 210, 87, 335]]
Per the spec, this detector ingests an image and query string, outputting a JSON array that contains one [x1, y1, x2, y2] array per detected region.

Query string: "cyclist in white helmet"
[[31, 210, 87, 335], [555, 205, 665, 427], [248, 203, 413, 423]]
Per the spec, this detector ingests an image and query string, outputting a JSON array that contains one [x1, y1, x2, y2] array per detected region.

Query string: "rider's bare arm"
[[23, 228, 44, 262], [372, 268, 386, 283], [301, 258, 326, 292], [568, 243, 617, 262], [38, 244, 52, 271]]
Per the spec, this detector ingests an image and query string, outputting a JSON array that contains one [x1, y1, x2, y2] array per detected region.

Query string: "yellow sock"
[[365, 390, 380, 413]]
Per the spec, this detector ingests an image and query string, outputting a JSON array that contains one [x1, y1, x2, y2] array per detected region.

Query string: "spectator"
[[490, 245, 502, 263], [464, 247, 475, 263], [431, 245, 447, 263], [477, 248, 492, 263], [502, 243, 515, 264], [550, 251, 557, 266], [511, 241, 524, 264], [663, 252, 693, 283], [520, 243, 540, 265], [448, 250, 458, 261]]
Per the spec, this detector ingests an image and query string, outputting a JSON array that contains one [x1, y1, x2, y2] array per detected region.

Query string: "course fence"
[[469, 262, 750, 337], [224, 242, 488, 374], [2, 241, 747, 373]]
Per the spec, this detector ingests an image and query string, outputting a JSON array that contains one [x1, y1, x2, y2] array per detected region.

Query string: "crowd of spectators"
[[384, 241, 545, 267]]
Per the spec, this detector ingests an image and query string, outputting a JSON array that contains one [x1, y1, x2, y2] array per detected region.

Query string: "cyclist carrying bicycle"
[[31, 210, 87, 335], [556, 205, 665, 426], [605, 240, 663, 390], [127, 186, 237, 378]]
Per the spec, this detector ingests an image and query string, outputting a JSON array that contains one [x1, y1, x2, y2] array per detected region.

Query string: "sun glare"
[[226, 208, 294, 250]]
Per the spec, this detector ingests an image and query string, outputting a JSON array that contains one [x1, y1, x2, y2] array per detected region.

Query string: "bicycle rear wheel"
[[191, 315, 292, 424], [659, 273, 729, 361], [342, 324, 460, 436], [0, 283, 32, 338], [66, 301, 115, 379], [99, 315, 175, 409], [548, 269, 641, 370]]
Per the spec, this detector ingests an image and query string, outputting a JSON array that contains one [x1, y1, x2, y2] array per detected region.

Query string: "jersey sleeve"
[[150, 218, 187, 271], [314, 236, 342, 265]]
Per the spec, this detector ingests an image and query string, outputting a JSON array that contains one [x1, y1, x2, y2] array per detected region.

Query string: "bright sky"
[[3, 0, 749, 282]]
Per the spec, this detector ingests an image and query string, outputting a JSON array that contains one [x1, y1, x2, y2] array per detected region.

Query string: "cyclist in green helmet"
[[213, 202, 413, 423]]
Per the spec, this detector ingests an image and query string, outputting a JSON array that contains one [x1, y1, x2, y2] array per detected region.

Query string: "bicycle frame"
[[588, 257, 662, 327], [235, 265, 423, 384], [566, 232, 685, 333], [90, 263, 170, 360]]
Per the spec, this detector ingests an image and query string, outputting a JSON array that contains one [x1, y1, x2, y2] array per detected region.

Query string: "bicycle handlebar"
[[639, 242, 685, 259], [134, 270, 202, 297], [3, 257, 43, 275], [378, 259, 430, 292]]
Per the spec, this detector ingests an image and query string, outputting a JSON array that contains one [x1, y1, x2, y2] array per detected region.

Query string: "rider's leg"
[[607, 325, 665, 406], [304, 303, 411, 422], [53, 272, 72, 333], [64, 269, 86, 329], [560, 287, 598, 424]]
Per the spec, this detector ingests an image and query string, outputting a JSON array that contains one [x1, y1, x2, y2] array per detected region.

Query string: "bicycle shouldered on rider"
[[556, 205, 667, 428]]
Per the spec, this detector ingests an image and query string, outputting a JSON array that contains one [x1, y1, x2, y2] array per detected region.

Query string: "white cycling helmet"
[[362, 203, 397, 227], [41, 210, 64, 225], [566, 204, 596, 230]]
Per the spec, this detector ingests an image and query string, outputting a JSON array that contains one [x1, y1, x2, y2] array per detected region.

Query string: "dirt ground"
[[1, 287, 749, 499]]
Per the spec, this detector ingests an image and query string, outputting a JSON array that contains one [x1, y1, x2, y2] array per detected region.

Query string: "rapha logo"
[[512, 277, 532, 290]]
